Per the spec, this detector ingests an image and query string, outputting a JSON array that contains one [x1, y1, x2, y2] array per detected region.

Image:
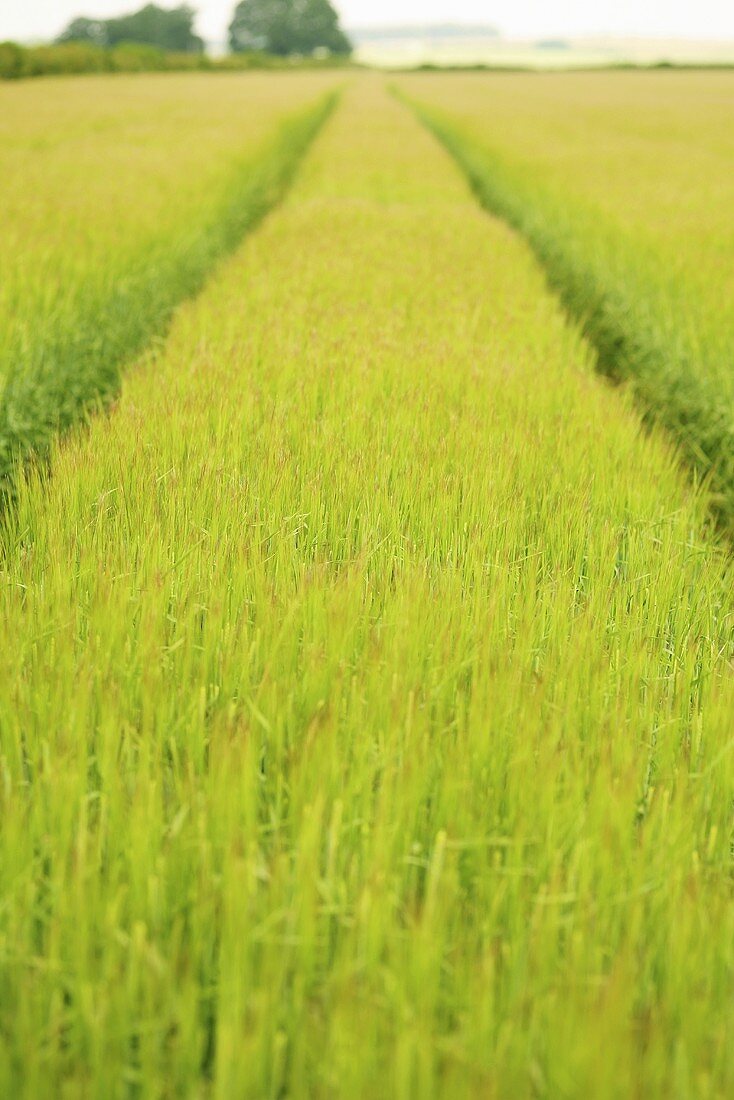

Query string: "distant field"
[[399, 70, 734, 524], [356, 35, 734, 69], [1, 73, 734, 1097], [0, 72, 339, 492]]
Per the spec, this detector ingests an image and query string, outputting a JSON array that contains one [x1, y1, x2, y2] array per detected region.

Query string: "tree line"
[[58, 5, 204, 53], [56, 1, 352, 57]]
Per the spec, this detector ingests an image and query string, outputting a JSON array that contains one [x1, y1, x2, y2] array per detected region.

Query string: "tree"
[[228, 0, 351, 56], [106, 4, 203, 52], [57, 5, 204, 53], [56, 17, 108, 46], [294, 0, 351, 54]]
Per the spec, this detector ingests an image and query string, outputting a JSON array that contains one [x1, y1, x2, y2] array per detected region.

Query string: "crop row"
[[0, 73, 339, 502], [398, 71, 734, 529]]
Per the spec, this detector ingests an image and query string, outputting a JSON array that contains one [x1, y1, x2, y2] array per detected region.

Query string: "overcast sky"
[[4, 0, 734, 45]]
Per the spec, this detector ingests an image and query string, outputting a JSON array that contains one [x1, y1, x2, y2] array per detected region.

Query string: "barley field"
[[398, 70, 734, 524], [1, 71, 733, 1098], [0, 72, 338, 493]]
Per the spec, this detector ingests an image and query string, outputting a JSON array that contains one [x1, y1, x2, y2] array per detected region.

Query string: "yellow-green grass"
[[0, 72, 339, 495], [2, 78, 734, 1096], [396, 71, 734, 526]]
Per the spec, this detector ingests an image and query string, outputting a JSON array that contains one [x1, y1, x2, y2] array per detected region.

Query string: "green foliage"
[[21, 42, 112, 76], [0, 40, 176, 76], [56, 16, 107, 45], [229, 0, 352, 56], [108, 41, 171, 70], [57, 3, 204, 53], [0, 39, 352, 79], [0, 41, 26, 78], [106, 3, 203, 52]]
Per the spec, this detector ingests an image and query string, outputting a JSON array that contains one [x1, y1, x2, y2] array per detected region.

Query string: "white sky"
[[3, 0, 734, 45]]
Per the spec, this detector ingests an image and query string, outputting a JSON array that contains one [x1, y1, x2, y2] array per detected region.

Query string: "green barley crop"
[[397, 71, 734, 527], [0, 72, 339, 497], [1, 78, 733, 1096]]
